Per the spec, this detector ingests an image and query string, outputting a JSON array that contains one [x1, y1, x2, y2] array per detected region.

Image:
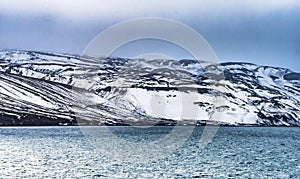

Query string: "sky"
[[0, 0, 299, 71]]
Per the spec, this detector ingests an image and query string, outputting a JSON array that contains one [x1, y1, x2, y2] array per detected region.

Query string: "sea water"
[[0, 126, 299, 178]]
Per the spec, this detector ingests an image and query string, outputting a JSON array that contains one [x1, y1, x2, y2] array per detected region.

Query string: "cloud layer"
[[1, 0, 299, 21], [0, 0, 299, 71]]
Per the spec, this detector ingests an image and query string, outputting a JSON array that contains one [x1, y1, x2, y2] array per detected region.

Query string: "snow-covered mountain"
[[0, 49, 299, 126]]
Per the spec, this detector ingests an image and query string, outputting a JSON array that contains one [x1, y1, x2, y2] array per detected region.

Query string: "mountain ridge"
[[0, 49, 299, 126]]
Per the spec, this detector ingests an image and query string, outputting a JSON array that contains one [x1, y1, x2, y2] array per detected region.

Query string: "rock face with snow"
[[0, 49, 299, 126]]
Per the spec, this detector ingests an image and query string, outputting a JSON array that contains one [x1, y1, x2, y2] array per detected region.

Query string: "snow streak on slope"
[[0, 50, 299, 126]]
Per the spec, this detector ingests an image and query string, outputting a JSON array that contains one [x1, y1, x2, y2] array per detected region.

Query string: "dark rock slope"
[[0, 50, 299, 126]]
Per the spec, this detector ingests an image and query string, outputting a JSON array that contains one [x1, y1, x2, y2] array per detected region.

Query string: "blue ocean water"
[[0, 126, 299, 178]]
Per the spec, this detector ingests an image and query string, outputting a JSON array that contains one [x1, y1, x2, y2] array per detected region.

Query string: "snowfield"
[[0, 49, 299, 126]]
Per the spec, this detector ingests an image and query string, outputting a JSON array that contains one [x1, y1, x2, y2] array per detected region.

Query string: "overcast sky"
[[0, 0, 299, 71]]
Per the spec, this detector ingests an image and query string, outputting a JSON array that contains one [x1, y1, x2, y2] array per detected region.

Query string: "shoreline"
[[0, 123, 298, 127]]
